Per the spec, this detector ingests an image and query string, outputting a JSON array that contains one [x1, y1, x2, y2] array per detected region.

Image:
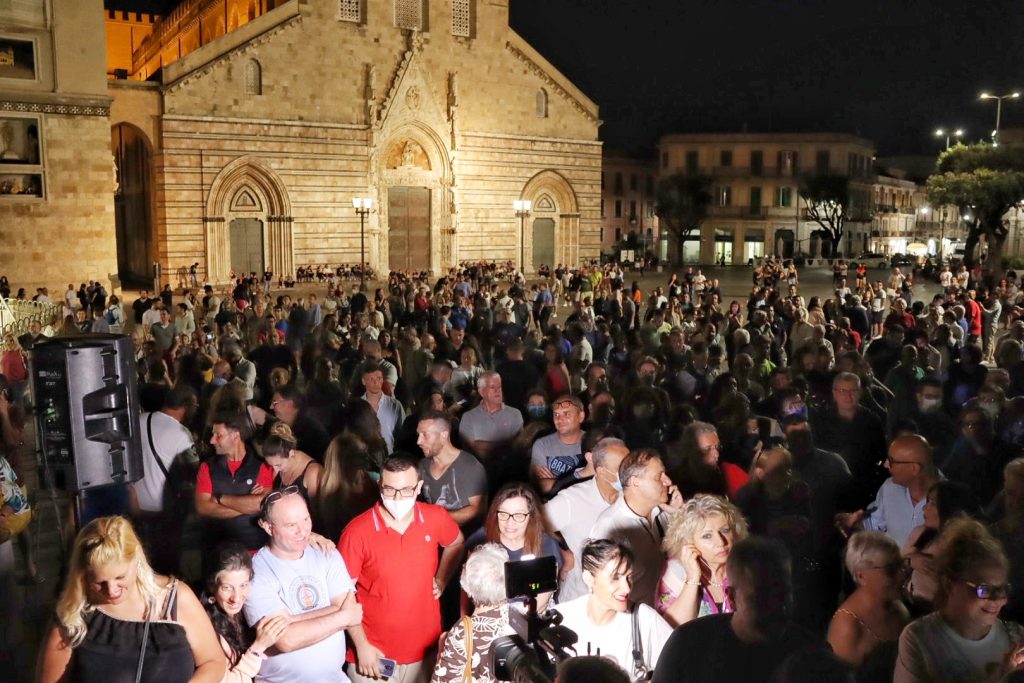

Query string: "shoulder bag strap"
[[147, 414, 171, 479], [134, 599, 154, 683], [461, 615, 474, 683], [631, 604, 648, 680]]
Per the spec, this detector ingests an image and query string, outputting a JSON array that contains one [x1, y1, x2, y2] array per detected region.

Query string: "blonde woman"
[[37, 516, 225, 683], [656, 494, 749, 627]]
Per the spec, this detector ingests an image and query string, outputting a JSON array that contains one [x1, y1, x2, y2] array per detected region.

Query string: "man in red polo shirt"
[[339, 454, 464, 682]]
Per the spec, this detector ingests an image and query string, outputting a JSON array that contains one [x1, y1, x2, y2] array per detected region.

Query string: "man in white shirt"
[[245, 490, 363, 683], [545, 436, 628, 601], [590, 449, 683, 606], [130, 385, 198, 576], [361, 362, 405, 454]]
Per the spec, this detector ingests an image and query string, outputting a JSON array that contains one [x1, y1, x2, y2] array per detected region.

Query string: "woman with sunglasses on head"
[[827, 531, 910, 682], [463, 483, 564, 612], [202, 543, 288, 683], [260, 422, 321, 502], [894, 518, 1024, 683]]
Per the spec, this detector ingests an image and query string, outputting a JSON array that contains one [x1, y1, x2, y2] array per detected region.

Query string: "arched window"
[[536, 88, 548, 118], [245, 59, 262, 96]]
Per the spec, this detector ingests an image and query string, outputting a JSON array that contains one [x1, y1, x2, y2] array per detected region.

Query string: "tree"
[[800, 175, 851, 258], [927, 143, 1024, 282], [655, 172, 712, 265]]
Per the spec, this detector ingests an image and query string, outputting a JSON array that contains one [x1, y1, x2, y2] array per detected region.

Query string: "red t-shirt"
[[338, 502, 461, 664], [722, 462, 750, 500], [195, 458, 274, 495]]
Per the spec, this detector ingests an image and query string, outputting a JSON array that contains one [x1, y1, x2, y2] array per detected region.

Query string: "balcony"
[[710, 205, 769, 219]]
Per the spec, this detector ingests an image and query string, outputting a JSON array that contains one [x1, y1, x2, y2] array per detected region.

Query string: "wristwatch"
[[215, 493, 223, 505]]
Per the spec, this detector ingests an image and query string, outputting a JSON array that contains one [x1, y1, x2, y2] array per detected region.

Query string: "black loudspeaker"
[[29, 335, 143, 492]]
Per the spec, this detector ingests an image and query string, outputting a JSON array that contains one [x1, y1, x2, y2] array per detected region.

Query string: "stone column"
[[205, 217, 229, 283]]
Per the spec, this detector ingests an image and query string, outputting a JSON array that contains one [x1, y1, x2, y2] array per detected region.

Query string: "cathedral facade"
[[109, 0, 602, 285]]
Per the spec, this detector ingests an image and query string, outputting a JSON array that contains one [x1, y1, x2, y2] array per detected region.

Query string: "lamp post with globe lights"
[[352, 197, 373, 288], [979, 91, 1020, 144], [514, 199, 532, 275]]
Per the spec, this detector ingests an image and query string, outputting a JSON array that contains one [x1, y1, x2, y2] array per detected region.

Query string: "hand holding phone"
[[378, 657, 396, 678]]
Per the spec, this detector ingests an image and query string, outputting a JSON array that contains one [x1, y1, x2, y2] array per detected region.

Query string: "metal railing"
[[0, 298, 62, 338]]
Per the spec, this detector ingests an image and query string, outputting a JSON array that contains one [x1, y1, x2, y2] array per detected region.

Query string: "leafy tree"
[[800, 175, 851, 258], [655, 173, 712, 265], [927, 144, 1024, 281]]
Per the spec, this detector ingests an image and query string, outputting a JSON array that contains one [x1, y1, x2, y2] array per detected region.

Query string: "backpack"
[[105, 307, 118, 325]]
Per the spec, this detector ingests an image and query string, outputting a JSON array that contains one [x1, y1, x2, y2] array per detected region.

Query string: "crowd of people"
[[10, 255, 1024, 682]]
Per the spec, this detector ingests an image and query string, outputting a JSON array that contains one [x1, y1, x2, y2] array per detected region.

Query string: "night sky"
[[110, 0, 1024, 156]]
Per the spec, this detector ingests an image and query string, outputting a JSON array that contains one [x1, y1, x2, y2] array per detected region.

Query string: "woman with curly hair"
[[656, 494, 748, 627]]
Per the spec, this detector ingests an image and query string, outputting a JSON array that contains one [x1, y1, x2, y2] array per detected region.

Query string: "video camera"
[[491, 556, 578, 683]]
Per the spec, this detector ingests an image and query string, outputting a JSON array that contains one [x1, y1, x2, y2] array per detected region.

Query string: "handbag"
[[134, 599, 153, 683], [461, 615, 474, 683]]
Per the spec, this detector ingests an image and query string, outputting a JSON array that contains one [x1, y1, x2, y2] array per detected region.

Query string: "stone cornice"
[[0, 92, 112, 117], [504, 40, 601, 126]]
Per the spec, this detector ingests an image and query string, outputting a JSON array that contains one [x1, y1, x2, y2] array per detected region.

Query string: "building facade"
[[0, 0, 119, 290], [657, 132, 875, 264], [108, 0, 603, 285], [599, 150, 660, 259]]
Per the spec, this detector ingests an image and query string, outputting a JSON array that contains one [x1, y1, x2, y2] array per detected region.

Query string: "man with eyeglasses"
[[835, 434, 939, 548], [531, 395, 587, 495], [339, 455, 464, 682], [245, 488, 363, 682]]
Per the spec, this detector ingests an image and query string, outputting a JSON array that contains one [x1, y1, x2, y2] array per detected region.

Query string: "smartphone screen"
[[378, 657, 397, 677]]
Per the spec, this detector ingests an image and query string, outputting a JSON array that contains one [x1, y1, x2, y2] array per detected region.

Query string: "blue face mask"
[[527, 405, 548, 419], [612, 474, 624, 492]]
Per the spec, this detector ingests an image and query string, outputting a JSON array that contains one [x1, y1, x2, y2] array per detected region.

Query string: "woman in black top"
[[37, 515, 225, 683]]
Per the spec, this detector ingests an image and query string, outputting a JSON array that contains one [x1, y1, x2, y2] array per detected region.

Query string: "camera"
[[491, 556, 577, 683]]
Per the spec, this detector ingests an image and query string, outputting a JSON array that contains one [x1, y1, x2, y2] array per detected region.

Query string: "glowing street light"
[[980, 91, 1021, 143], [353, 197, 373, 288], [934, 127, 964, 150]]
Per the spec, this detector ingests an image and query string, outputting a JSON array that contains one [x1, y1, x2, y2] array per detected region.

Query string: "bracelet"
[[215, 493, 223, 505], [683, 579, 701, 586]]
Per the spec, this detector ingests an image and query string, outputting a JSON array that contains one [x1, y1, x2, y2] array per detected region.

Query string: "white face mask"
[[919, 397, 942, 413], [381, 497, 415, 520]]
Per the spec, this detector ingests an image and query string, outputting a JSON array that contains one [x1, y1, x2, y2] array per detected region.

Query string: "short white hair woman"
[[431, 544, 514, 683], [827, 531, 909, 678]]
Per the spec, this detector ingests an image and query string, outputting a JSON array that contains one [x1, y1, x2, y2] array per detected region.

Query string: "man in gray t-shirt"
[[416, 411, 488, 532], [531, 394, 586, 494]]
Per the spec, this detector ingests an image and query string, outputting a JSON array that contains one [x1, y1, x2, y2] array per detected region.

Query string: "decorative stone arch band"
[[373, 121, 455, 276], [519, 169, 581, 272], [204, 156, 293, 283]]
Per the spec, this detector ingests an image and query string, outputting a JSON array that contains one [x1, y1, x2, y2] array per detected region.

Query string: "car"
[[855, 252, 888, 268], [888, 253, 917, 267]]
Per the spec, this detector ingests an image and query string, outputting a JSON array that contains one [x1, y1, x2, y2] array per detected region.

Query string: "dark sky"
[[111, 0, 1024, 156]]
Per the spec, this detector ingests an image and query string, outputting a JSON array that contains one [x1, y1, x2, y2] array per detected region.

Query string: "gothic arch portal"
[[519, 170, 581, 271], [205, 156, 293, 283], [374, 121, 454, 275]]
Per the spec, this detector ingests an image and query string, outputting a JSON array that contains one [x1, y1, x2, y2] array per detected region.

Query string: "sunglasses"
[[260, 485, 300, 519], [962, 580, 1012, 601]]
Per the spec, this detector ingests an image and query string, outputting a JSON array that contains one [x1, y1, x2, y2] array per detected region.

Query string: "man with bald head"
[[835, 434, 939, 547]]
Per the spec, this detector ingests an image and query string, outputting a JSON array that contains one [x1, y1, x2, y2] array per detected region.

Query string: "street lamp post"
[[513, 199, 532, 275], [352, 197, 373, 289], [934, 127, 964, 150], [980, 91, 1021, 144]]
